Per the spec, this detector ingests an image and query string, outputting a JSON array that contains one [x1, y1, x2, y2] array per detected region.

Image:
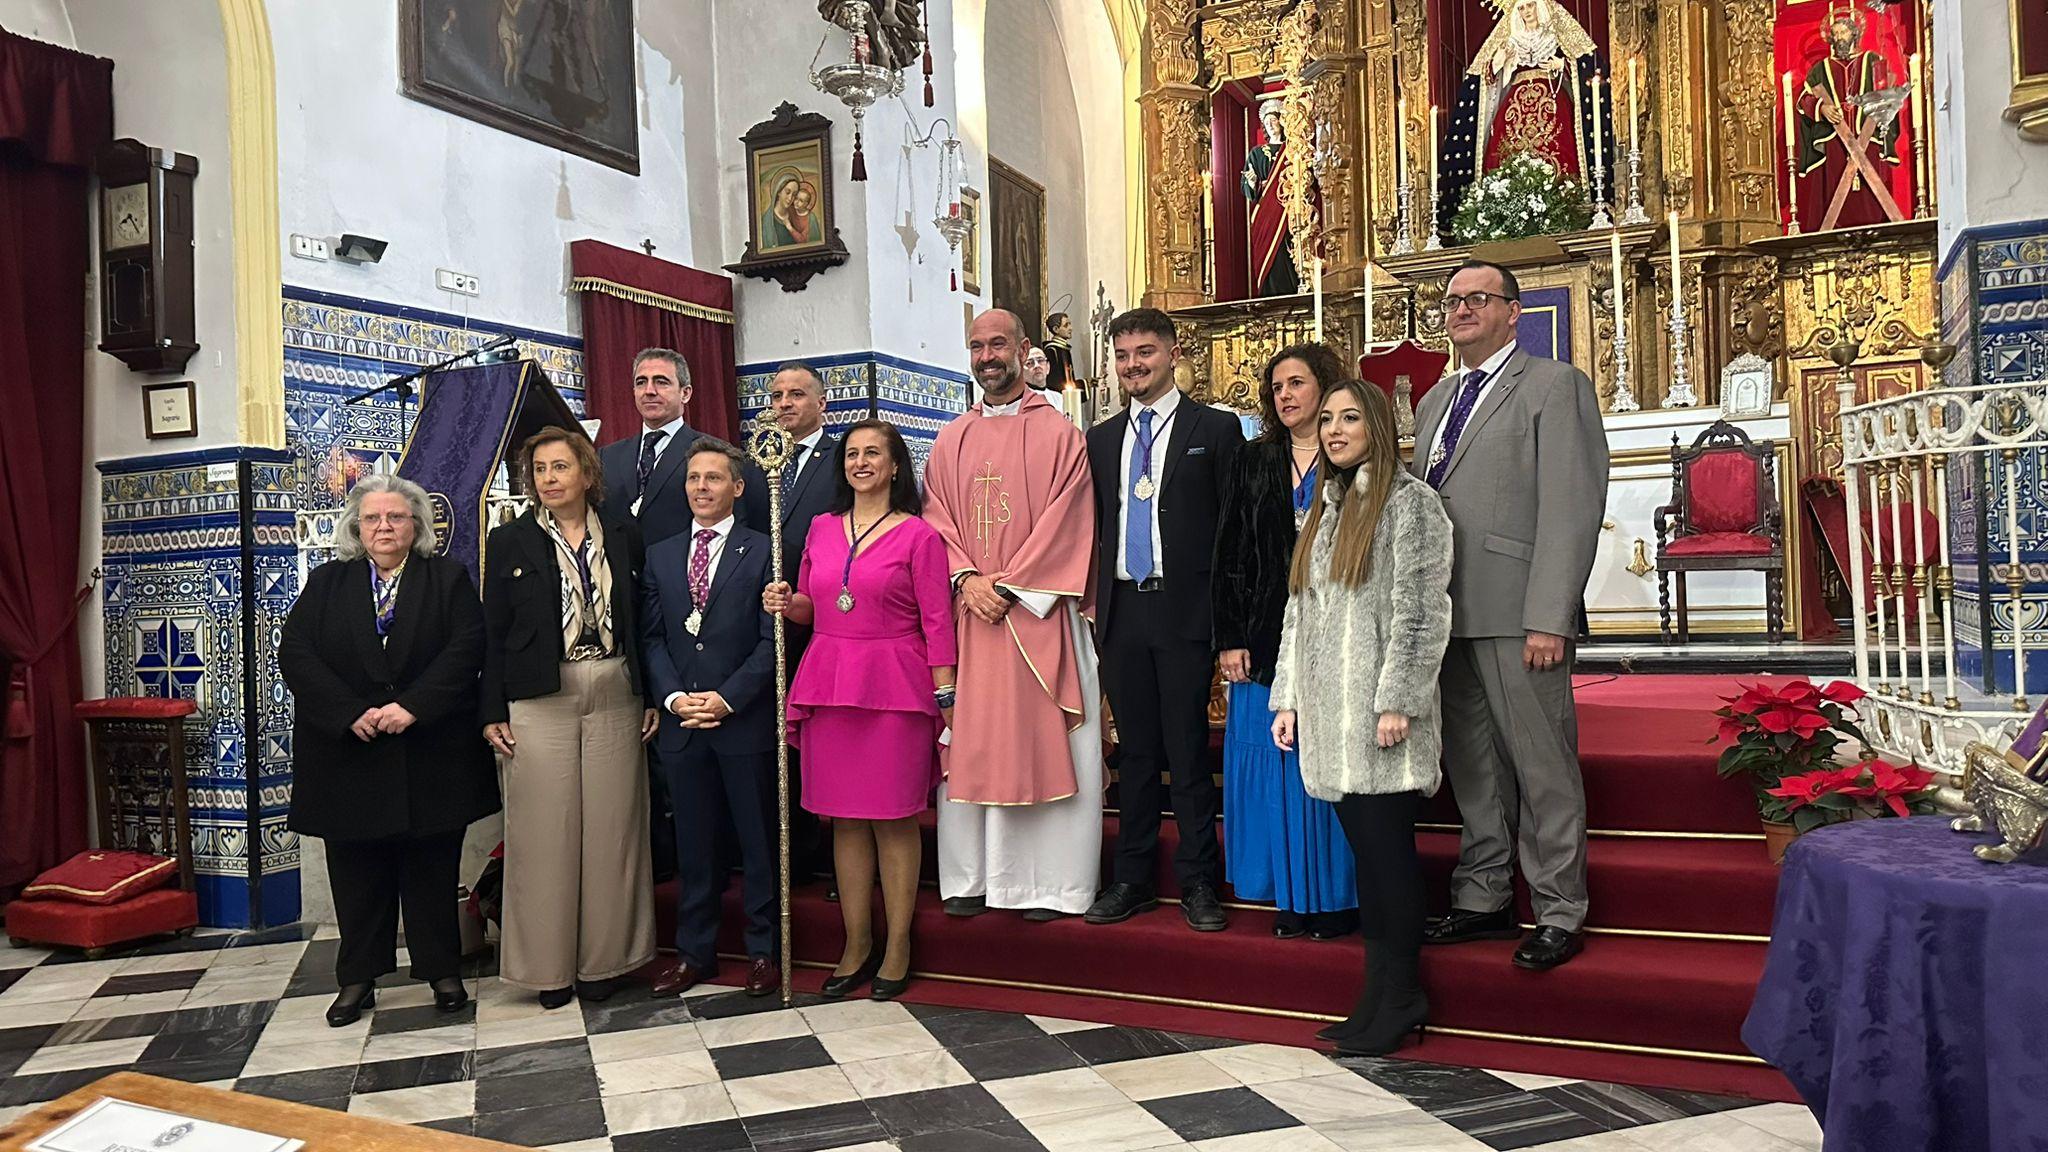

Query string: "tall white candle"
[[1629, 57, 1640, 156], [1591, 73, 1606, 194], [1610, 227, 1626, 348], [1312, 256, 1325, 341], [1396, 96, 1409, 189], [1363, 267, 1376, 349], [1429, 104, 1440, 216], [1667, 211, 1683, 310]]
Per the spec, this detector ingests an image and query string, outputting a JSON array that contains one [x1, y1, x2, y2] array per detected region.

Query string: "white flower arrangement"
[[1450, 151, 1593, 245]]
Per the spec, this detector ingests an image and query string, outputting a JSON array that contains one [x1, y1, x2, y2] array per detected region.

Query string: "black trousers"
[[326, 831, 466, 987], [1333, 791, 1425, 959], [1103, 582, 1222, 891], [665, 743, 778, 969]]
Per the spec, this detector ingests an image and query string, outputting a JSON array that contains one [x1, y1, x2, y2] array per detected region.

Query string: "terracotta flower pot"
[[1762, 820, 1798, 865]]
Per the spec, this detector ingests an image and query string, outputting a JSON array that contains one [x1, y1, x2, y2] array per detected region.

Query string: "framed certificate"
[[142, 380, 197, 440]]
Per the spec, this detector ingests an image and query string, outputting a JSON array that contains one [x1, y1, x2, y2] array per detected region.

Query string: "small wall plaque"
[[142, 380, 197, 439]]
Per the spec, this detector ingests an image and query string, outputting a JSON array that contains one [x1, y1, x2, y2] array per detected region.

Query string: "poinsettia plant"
[[1712, 680, 1869, 820], [1765, 758, 1938, 832]]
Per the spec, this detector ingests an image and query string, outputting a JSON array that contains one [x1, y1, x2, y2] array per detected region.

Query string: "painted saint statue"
[[1793, 7, 1908, 231], [1439, 0, 1612, 231], [1240, 99, 1300, 299]]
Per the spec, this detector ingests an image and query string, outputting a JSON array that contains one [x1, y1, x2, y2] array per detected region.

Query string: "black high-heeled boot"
[[326, 983, 375, 1027], [1337, 946, 1428, 1057], [1315, 941, 1387, 1042]]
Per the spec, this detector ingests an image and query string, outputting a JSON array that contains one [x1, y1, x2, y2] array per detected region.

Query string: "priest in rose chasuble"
[[1440, 0, 1611, 231], [925, 309, 1105, 917], [1794, 8, 1906, 231]]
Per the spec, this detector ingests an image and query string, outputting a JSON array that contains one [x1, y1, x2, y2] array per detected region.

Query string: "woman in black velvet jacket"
[[1213, 343, 1359, 940]]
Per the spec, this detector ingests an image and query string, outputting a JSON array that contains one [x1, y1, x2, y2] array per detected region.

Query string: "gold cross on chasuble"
[[970, 462, 1013, 560]]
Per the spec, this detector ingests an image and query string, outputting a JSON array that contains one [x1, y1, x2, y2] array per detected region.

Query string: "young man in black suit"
[[1083, 308, 1245, 932], [766, 362, 840, 888], [641, 438, 781, 999], [596, 347, 769, 547]]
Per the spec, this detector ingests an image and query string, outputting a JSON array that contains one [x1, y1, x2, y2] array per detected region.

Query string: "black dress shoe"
[[1308, 910, 1359, 941], [1423, 907, 1520, 945], [429, 978, 468, 1013], [1180, 885, 1227, 932], [821, 951, 881, 998], [942, 895, 988, 918], [1272, 910, 1307, 939], [1083, 883, 1158, 925], [1512, 926, 1584, 970], [537, 986, 575, 1010], [1020, 908, 1068, 922], [575, 978, 617, 1002], [871, 970, 911, 1001], [326, 983, 375, 1027]]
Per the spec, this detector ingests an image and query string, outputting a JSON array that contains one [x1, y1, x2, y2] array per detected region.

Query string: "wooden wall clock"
[[95, 138, 199, 373]]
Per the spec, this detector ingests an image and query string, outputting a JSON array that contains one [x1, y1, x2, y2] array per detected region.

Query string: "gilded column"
[[1139, 0, 1208, 310]]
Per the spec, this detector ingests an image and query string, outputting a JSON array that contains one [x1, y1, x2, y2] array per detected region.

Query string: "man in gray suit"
[[1410, 260, 1609, 970]]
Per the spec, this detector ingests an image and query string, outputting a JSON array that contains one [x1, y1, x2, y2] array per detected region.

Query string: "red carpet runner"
[[684, 673, 1799, 1101]]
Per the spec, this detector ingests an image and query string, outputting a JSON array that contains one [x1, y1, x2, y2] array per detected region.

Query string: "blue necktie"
[[1425, 370, 1490, 489], [637, 430, 664, 497], [1126, 408, 1156, 580]]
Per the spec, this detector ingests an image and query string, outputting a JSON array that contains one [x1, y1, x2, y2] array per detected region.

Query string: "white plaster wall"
[[269, 0, 720, 342], [985, 0, 1089, 344], [1935, 0, 2048, 262], [0, 0, 74, 44]]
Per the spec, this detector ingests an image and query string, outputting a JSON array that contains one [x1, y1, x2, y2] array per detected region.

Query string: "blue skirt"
[[1222, 681, 1357, 913]]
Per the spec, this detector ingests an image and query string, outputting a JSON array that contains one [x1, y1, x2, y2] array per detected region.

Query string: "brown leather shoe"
[[649, 959, 713, 998], [745, 955, 781, 998]]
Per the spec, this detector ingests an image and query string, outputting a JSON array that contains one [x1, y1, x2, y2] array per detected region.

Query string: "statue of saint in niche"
[[1241, 99, 1300, 298], [1439, 0, 1611, 227]]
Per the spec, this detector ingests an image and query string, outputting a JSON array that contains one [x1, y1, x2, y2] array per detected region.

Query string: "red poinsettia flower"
[[1858, 761, 1936, 816], [1777, 681, 1821, 705], [1716, 713, 1752, 743], [1756, 703, 1829, 739], [1818, 681, 1867, 706], [1768, 765, 1866, 811]]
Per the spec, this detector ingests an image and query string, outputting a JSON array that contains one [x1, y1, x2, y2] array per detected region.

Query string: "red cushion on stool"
[[4, 888, 199, 950], [74, 697, 197, 721], [1665, 531, 1775, 557], [23, 850, 179, 905]]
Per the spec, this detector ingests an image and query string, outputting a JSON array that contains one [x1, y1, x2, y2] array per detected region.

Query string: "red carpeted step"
[[888, 813, 1776, 937], [701, 884, 1768, 1062]]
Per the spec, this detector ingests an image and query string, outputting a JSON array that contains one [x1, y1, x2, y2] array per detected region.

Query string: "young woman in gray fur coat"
[[1270, 378, 1454, 1056]]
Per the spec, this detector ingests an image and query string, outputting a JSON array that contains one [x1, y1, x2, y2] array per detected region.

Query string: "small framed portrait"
[[1719, 352, 1776, 420], [141, 380, 197, 440], [960, 186, 983, 296], [726, 103, 849, 292]]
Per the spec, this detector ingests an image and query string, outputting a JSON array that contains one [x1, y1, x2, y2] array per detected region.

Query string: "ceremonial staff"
[[746, 408, 796, 1007]]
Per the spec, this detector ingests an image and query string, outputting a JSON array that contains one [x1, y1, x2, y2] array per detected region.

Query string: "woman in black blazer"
[[1213, 343, 1359, 942], [282, 474, 499, 1027], [481, 426, 657, 1009]]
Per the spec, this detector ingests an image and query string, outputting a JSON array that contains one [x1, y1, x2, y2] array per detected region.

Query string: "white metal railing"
[[1838, 372, 2042, 770]]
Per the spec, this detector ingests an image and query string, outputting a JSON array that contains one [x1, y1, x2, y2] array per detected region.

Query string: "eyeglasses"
[[360, 513, 415, 527], [1439, 291, 1517, 315]]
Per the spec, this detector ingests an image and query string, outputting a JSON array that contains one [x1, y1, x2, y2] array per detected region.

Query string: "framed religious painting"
[[727, 103, 850, 292], [960, 186, 984, 296], [989, 158, 1047, 345], [2011, 0, 2048, 139], [399, 0, 639, 173]]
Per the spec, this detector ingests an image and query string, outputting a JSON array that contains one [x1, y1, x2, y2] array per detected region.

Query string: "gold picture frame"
[[960, 186, 983, 297], [2010, 0, 2048, 139]]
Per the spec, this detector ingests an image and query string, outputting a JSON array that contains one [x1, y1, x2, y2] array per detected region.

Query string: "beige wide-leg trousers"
[[499, 658, 655, 990]]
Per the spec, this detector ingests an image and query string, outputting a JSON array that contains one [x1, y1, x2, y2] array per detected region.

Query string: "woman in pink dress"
[[763, 419, 956, 1000]]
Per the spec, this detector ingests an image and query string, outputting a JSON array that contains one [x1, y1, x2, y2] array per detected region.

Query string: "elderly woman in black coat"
[[282, 474, 499, 1027]]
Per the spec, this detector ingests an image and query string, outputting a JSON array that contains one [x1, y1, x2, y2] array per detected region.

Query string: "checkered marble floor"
[[0, 926, 1822, 1151]]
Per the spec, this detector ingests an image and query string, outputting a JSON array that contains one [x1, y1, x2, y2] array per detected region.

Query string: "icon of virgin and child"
[[760, 168, 823, 252]]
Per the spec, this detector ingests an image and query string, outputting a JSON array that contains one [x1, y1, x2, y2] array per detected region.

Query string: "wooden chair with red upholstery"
[[1654, 420, 1786, 644], [3, 698, 200, 956]]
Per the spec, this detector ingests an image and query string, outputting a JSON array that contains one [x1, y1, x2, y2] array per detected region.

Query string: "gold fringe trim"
[[568, 276, 735, 325]]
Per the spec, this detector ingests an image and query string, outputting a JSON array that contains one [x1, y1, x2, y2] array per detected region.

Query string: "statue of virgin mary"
[[1438, 0, 1612, 233]]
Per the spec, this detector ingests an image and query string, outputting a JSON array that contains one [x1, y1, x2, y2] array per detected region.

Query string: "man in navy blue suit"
[[596, 348, 769, 547], [641, 437, 780, 999]]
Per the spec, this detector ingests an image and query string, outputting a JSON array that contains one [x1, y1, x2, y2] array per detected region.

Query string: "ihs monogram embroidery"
[[970, 462, 1013, 560]]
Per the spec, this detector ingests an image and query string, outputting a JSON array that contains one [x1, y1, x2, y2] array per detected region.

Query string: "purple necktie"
[[1425, 370, 1490, 489], [689, 529, 716, 608]]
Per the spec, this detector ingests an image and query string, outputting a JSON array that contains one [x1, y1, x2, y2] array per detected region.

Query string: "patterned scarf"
[[535, 507, 616, 657]]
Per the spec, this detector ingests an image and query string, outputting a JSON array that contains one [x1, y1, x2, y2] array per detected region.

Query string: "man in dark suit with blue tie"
[[641, 438, 781, 999], [1083, 308, 1245, 932], [765, 363, 840, 887], [596, 348, 769, 547]]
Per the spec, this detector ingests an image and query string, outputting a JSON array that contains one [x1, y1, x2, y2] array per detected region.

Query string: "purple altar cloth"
[[1742, 815, 2048, 1152]]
